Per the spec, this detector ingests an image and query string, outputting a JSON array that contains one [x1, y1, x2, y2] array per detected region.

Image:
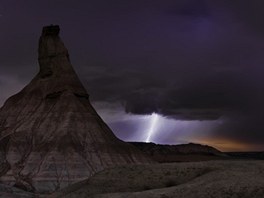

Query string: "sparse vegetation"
[[142, 185, 151, 191], [164, 171, 171, 176], [164, 180, 176, 187]]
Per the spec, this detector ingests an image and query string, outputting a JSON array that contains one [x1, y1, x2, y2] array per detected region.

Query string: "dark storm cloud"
[[219, 1, 264, 35], [123, 71, 256, 119], [167, 0, 210, 18], [0, 0, 264, 147]]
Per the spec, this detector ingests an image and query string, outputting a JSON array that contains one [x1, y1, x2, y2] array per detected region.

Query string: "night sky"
[[1, 0, 264, 151]]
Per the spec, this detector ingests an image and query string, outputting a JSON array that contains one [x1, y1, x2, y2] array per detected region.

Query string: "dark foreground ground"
[[1, 147, 264, 198], [50, 160, 264, 198]]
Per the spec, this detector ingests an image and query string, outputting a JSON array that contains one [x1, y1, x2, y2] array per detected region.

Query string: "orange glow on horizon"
[[192, 138, 264, 152]]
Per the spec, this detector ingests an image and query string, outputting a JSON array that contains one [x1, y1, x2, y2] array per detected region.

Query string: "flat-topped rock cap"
[[42, 25, 60, 36]]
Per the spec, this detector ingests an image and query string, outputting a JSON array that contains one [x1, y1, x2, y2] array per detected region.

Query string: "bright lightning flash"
[[145, 113, 159, 143]]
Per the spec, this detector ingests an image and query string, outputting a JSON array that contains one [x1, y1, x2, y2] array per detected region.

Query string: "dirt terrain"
[[50, 160, 264, 198]]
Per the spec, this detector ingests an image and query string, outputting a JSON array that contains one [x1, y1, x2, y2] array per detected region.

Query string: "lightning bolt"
[[146, 113, 159, 143]]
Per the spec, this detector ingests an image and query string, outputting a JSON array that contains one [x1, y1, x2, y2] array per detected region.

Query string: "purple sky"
[[1, 0, 264, 151]]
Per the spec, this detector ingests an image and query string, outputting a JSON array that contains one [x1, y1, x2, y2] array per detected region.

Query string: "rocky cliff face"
[[0, 25, 152, 194]]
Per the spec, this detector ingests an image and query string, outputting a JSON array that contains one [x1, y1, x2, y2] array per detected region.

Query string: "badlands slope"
[[51, 160, 264, 198]]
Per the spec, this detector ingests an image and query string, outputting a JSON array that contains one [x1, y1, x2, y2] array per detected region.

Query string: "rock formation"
[[0, 25, 151, 193]]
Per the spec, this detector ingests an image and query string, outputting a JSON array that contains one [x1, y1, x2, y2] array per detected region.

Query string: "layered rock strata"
[[0, 25, 151, 193]]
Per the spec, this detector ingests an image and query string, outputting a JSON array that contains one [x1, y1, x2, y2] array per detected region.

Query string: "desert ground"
[[49, 160, 264, 198]]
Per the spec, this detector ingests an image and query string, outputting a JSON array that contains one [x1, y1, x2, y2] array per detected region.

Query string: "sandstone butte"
[[0, 25, 152, 194]]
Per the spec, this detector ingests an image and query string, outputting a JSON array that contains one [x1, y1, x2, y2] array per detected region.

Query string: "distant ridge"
[[129, 142, 227, 162], [226, 152, 264, 160]]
